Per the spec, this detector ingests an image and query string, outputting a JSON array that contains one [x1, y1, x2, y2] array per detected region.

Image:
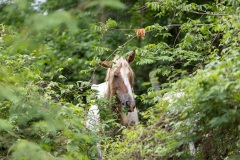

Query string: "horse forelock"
[[105, 56, 134, 85]]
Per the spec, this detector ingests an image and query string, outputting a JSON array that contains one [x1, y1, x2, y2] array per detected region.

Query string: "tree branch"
[[187, 10, 228, 16]]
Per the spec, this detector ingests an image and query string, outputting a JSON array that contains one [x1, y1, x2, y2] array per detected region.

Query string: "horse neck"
[[106, 82, 129, 126], [106, 81, 118, 107]]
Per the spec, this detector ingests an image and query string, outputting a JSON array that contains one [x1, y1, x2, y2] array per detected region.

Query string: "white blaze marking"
[[120, 66, 134, 100]]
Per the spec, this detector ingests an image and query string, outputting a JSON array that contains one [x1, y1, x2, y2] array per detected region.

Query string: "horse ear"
[[126, 50, 136, 64], [99, 61, 113, 68]]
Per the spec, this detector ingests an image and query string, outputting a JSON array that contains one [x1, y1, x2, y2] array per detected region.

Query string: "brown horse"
[[86, 51, 138, 159], [99, 50, 138, 126]]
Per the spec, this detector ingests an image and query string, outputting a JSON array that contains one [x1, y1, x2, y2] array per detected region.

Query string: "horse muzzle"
[[118, 93, 136, 112]]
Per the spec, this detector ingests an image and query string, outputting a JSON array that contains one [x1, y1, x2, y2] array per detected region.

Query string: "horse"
[[87, 50, 138, 128], [99, 50, 138, 126], [86, 51, 138, 159]]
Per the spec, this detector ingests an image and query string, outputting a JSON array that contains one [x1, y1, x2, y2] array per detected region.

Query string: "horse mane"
[[105, 56, 134, 99]]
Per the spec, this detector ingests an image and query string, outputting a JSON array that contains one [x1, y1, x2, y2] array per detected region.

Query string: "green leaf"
[[87, 0, 126, 9], [0, 119, 13, 132]]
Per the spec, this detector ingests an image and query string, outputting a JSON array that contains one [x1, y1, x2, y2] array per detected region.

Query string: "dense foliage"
[[0, 0, 240, 159]]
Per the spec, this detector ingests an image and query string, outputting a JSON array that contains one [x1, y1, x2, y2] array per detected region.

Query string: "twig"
[[105, 35, 137, 61], [173, 29, 181, 48], [187, 10, 228, 16], [110, 23, 213, 31], [210, 32, 220, 46], [136, 5, 147, 12]]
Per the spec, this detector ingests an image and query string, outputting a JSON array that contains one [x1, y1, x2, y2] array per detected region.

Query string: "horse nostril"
[[126, 101, 130, 108]]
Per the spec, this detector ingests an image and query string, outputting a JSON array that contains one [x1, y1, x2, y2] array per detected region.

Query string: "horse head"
[[100, 51, 136, 112]]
